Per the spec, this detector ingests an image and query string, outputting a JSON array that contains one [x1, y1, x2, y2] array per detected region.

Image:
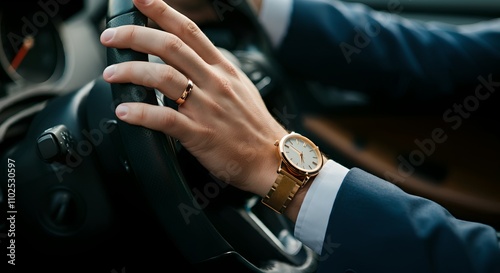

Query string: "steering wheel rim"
[[106, 1, 318, 271], [106, 1, 233, 263]]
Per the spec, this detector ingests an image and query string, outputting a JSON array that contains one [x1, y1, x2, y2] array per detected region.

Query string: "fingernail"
[[103, 65, 116, 78], [116, 104, 129, 118], [101, 28, 116, 42]]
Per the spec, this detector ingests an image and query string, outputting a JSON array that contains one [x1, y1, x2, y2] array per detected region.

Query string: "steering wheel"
[[106, 0, 317, 272]]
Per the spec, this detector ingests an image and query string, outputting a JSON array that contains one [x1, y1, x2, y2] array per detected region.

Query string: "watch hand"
[[9, 35, 35, 71], [290, 145, 302, 155]]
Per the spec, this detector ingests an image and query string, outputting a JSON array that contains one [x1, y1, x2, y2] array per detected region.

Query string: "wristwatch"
[[262, 132, 324, 214]]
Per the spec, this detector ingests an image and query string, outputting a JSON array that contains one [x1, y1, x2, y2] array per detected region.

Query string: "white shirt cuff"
[[294, 159, 349, 255], [258, 0, 293, 48]]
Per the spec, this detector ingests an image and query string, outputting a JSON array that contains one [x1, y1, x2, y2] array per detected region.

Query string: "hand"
[[100, 0, 286, 197]]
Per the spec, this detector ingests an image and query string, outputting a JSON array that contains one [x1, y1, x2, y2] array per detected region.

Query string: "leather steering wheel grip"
[[106, 0, 234, 264], [105, 1, 318, 272]]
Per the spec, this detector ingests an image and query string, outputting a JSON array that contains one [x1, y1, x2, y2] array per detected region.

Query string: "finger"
[[132, 0, 224, 65], [103, 61, 190, 101], [115, 102, 197, 141], [100, 25, 212, 85]]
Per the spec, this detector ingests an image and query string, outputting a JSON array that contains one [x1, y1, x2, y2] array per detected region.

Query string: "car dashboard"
[[0, 1, 105, 150]]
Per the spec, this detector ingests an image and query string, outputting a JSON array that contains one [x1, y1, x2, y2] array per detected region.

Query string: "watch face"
[[280, 133, 323, 174]]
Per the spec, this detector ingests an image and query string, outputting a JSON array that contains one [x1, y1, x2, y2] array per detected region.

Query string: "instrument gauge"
[[0, 8, 65, 85]]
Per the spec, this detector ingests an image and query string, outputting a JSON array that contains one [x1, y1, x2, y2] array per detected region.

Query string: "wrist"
[[284, 155, 326, 222], [240, 126, 287, 197], [283, 175, 314, 223], [255, 130, 288, 197]]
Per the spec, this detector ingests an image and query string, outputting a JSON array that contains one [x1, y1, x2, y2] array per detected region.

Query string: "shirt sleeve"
[[257, 0, 293, 48], [294, 159, 349, 255]]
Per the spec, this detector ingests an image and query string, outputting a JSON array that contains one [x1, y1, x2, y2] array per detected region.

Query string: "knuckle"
[[142, 65, 158, 86], [163, 34, 184, 52], [127, 26, 139, 42], [118, 63, 132, 78], [224, 62, 240, 78], [183, 20, 202, 39], [185, 125, 216, 153], [135, 105, 147, 122], [158, 66, 175, 85], [158, 4, 170, 20], [216, 77, 235, 97], [159, 111, 176, 127]]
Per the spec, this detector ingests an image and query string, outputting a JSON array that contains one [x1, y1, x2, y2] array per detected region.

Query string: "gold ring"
[[175, 79, 193, 106]]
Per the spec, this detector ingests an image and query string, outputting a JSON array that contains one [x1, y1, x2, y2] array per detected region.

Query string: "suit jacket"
[[276, 1, 500, 271], [276, 0, 500, 101], [317, 168, 500, 273]]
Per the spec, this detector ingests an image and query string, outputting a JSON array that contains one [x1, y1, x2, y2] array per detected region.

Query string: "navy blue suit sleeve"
[[277, 0, 500, 100], [317, 168, 500, 273]]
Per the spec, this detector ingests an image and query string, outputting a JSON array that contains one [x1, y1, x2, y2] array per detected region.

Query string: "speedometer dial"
[[0, 8, 65, 84]]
